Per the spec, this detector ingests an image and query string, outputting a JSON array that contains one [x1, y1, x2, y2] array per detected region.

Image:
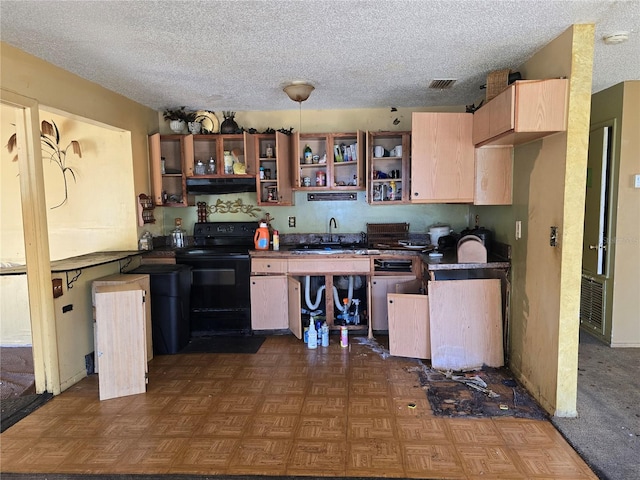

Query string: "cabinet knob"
[[413, 192, 418, 196], [389, 299, 393, 304], [267, 264, 271, 268]]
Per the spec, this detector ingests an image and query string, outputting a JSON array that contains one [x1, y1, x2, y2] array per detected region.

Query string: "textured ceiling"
[[1, 0, 638, 112]]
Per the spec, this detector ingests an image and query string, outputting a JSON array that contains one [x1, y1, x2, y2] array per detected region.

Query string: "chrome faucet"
[[329, 217, 337, 242]]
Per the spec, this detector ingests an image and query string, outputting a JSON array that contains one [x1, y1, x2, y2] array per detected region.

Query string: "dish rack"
[[366, 222, 409, 247]]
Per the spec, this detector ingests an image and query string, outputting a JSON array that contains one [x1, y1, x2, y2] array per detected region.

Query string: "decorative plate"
[[197, 110, 220, 134]]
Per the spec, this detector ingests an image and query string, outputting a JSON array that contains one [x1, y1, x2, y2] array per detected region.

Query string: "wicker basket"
[[485, 69, 511, 102]]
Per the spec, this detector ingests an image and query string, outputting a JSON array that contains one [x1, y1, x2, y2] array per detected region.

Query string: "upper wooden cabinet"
[[292, 132, 365, 190], [472, 79, 568, 146], [474, 146, 513, 205], [148, 133, 194, 207], [366, 131, 411, 204], [411, 112, 475, 203], [246, 132, 294, 206]]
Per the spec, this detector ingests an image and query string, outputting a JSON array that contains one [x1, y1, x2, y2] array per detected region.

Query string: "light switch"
[[515, 221, 522, 240], [634, 174, 640, 188]]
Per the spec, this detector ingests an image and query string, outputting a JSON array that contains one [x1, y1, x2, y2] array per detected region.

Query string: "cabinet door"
[[250, 276, 289, 330], [474, 146, 513, 205], [287, 276, 302, 339], [387, 292, 430, 359], [95, 286, 147, 401], [411, 113, 474, 203], [428, 279, 503, 370], [149, 133, 194, 207], [371, 275, 416, 330]]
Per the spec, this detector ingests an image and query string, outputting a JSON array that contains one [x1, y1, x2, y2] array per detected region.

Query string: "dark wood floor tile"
[[245, 414, 300, 438], [286, 439, 347, 476], [455, 445, 521, 477], [194, 413, 250, 437], [347, 416, 397, 440], [396, 417, 452, 442], [302, 395, 348, 416], [402, 442, 465, 479], [226, 437, 292, 475], [348, 395, 394, 416], [297, 415, 348, 440]]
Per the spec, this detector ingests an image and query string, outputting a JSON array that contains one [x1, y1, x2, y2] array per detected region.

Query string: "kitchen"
[[1, 20, 635, 424]]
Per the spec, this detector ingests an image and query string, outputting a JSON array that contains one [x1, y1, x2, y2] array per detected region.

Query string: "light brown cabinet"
[[411, 112, 475, 203], [149, 133, 194, 207], [250, 275, 289, 330], [472, 79, 568, 146], [94, 284, 147, 401], [293, 132, 365, 190], [371, 275, 417, 331], [474, 146, 513, 205], [366, 131, 411, 204], [191, 133, 256, 177], [428, 279, 503, 370], [248, 132, 294, 206], [387, 280, 430, 359]]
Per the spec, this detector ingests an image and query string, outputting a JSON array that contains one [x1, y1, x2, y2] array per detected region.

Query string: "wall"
[[589, 81, 640, 347], [475, 25, 594, 416], [0, 43, 159, 390]]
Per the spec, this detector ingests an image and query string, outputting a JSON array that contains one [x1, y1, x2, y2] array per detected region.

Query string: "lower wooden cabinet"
[[371, 275, 417, 331], [95, 285, 147, 401], [387, 287, 430, 360], [428, 279, 503, 370], [250, 275, 289, 330]]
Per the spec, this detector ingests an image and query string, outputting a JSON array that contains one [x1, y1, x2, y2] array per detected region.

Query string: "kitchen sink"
[[290, 242, 367, 252]]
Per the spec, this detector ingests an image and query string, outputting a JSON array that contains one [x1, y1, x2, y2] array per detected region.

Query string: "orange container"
[[254, 222, 270, 250]]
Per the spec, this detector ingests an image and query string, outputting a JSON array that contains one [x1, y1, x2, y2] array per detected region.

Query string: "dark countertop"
[[421, 250, 510, 270], [0, 251, 142, 276]]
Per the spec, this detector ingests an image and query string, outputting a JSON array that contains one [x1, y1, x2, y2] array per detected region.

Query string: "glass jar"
[[207, 156, 216, 174], [171, 218, 185, 248], [195, 160, 205, 175]]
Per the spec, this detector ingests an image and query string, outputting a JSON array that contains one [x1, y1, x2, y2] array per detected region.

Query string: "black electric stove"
[[175, 222, 257, 335]]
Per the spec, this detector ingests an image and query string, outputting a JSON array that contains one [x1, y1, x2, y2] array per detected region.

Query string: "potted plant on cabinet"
[[163, 107, 190, 133]]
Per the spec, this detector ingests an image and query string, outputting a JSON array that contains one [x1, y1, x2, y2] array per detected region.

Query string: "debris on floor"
[[353, 336, 392, 359]]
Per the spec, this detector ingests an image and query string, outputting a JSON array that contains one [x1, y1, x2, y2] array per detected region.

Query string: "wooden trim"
[[1, 89, 60, 395]]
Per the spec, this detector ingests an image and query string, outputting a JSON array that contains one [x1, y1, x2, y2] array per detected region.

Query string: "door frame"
[[1, 89, 61, 395]]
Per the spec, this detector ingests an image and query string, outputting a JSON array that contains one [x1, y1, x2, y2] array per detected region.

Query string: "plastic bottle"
[[304, 144, 313, 164], [254, 222, 270, 250], [266, 144, 274, 158], [340, 326, 348, 348], [272, 230, 279, 251], [171, 218, 185, 248], [321, 322, 329, 347], [224, 150, 234, 174], [308, 321, 318, 349], [389, 180, 396, 200]]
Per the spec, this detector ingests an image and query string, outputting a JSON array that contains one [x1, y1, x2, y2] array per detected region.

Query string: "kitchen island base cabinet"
[[428, 279, 503, 370]]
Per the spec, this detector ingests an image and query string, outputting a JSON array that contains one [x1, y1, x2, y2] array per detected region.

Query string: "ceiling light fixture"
[[603, 31, 630, 45], [283, 82, 315, 103]]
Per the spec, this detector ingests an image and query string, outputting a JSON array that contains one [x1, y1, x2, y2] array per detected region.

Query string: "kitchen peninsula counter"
[[0, 251, 141, 276]]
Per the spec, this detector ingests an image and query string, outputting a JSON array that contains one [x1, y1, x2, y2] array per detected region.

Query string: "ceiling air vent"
[[429, 79, 456, 89]]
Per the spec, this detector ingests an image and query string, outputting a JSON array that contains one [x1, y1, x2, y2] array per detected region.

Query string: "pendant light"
[[283, 81, 314, 133]]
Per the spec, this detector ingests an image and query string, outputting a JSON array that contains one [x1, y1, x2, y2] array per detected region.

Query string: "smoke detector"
[[603, 31, 630, 45]]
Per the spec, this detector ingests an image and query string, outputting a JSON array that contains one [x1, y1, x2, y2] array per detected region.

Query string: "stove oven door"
[[177, 253, 251, 335]]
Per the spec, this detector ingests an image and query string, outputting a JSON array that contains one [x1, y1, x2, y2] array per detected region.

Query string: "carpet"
[[0, 346, 35, 400], [415, 365, 548, 420], [179, 335, 266, 354], [1, 392, 53, 433]]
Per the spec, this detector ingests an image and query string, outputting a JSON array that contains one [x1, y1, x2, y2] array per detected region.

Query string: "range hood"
[[186, 177, 257, 195]]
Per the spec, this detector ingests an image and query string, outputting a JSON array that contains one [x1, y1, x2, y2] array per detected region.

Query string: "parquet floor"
[[0, 335, 597, 479]]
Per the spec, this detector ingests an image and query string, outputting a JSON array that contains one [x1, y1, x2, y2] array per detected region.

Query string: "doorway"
[[580, 121, 615, 342]]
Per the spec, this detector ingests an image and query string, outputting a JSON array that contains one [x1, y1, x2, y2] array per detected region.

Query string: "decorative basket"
[[485, 69, 511, 102]]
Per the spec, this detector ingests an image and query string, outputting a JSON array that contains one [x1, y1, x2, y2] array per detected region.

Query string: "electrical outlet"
[[52, 278, 63, 298], [288, 216, 296, 228], [550, 226, 558, 247], [62, 304, 73, 313], [515, 221, 522, 240]]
